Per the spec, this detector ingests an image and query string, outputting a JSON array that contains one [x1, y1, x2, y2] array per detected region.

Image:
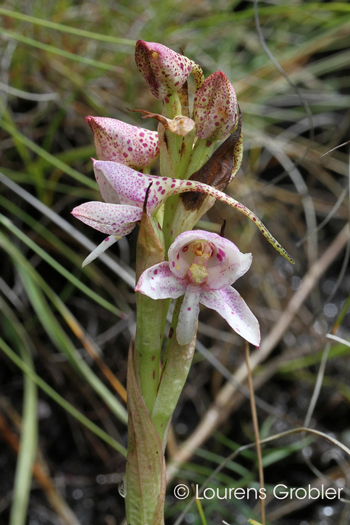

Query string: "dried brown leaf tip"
[[130, 108, 195, 136]]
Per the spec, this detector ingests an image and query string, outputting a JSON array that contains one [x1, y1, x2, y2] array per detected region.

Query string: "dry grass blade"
[[245, 342, 265, 525]]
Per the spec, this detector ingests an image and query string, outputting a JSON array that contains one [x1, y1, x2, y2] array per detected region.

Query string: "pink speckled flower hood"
[[135, 40, 200, 99], [86, 116, 159, 169], [193, 71, 238, 142]]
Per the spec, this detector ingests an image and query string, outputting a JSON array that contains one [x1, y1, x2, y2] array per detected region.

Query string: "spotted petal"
[[200, 286, 260, 347], [177, 284, 201, 345], [82, 235, 119, 267], [205, 244, 252, 290], [94, 160, 201, 212], [86, 116, 159, 168], [93, 160, 156, 208], [94, 163, 120, 204], [93, 160, 194, 212], [71, 201, 142, 236], [135, 262, 187, 299]]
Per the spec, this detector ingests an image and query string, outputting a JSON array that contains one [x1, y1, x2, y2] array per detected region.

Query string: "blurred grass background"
[[0, 1, 350, 524]]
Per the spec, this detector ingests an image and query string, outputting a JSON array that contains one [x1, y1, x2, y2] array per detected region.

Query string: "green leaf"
[[125, 342, 166, 525]]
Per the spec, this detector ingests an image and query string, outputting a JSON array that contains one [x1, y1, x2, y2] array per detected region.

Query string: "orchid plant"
[[72, 40, 292, 525]]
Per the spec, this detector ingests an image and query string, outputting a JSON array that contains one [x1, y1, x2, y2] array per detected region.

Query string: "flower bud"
[[193, 71, 238, 142], [135, 40, 196, 100], [86, 116, 159, 169]]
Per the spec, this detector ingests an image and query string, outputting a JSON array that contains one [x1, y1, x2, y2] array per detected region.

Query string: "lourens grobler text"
[[194, 484, 344, 501]]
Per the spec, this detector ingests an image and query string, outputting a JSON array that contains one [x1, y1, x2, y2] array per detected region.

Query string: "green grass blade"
[[1, 29, 121, 72], [195, 449, 251, 478], [0, 336, 127, 457], [0, 120, 97, 189], [279, 341, 349, 373], [0, 231, 128, 424], [195, 496, 208, 525], [19, 266, 128, 424], [0, 215, 123, 318], [1, 303, 38, 525], [0, 8, 135, 45], [0, 197, 129, 315], [0, 173, 135, 289], [0, 169, 93, 195]]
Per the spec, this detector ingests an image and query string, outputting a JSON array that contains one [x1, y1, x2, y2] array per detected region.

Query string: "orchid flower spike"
[[136, 230, 260, 346], [193, 71, 238, 142], [135, 40, 203, 99], [72, 161, 293, 266], [86, 116, 159, 169]]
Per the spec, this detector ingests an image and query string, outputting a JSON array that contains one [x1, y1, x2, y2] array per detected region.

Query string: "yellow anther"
[[192, 241, 212, 259]]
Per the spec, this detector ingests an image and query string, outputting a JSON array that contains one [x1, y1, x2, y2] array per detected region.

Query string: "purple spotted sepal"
[[136, 230, 260, 347], [86, 116, 159, 169], [193, 71, 238, 142]]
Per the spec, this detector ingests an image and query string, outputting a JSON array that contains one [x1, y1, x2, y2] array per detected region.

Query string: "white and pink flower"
[[135, 230, 260, 347]]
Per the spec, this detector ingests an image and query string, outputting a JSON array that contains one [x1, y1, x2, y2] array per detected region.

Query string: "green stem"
[[151, 297, 197, 444], [162, 91, 182, 120], [162, 128, 197, 250], [134, 293, 164, 414], [162, 92, 183, 176], [177, 128, 196, 180], [185, 137, 215, 179], [163, 136, 216, 250], [134, 214, 165, 415], [169, 194, 216, 247]]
